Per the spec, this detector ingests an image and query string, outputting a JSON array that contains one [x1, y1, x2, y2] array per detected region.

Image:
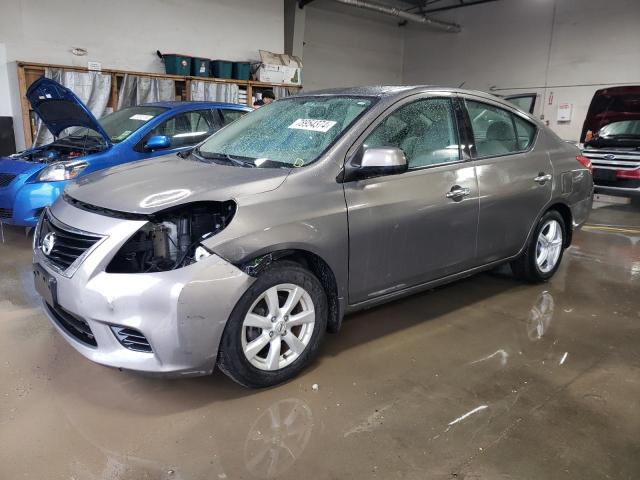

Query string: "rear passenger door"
[[461, 96, 552, 263], [344, 94, 479, 304]]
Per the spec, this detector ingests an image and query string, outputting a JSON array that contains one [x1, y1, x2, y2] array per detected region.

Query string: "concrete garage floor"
[[1, 202, 638, 480]]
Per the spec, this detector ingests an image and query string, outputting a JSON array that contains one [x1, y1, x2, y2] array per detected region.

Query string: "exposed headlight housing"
[[106, 201, 235, 274], [37, 161, 88, 182]]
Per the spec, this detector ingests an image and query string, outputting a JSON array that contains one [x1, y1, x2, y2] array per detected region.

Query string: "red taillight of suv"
[[616, 169, 640, 179], [576, 155, 592, 173]]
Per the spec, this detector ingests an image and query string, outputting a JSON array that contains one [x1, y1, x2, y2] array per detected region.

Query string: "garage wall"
[[403, 0, 640, 141], [0, 0, 284, 150], [302, 3, 404, 92], [0, 44, 12, 117]]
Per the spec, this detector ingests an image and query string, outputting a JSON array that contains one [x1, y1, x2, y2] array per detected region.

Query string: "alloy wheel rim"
[[536, 219, 563, 273], [241, 283, 315, 371]]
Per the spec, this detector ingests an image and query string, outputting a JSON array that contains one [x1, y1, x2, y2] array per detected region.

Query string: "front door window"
[[364, 98, 461, 168]]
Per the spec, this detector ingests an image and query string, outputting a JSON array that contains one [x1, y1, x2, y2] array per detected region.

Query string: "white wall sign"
[[557, 102, 572, 122], [87, 61, 102, 71]]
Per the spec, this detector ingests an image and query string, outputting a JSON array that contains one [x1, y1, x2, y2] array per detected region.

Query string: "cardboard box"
[[255, 50, 302, 85]]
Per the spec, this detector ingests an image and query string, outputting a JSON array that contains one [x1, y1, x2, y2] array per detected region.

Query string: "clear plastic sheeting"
[[190, 81, 239, 104], [273, 86, 296, 99], [34, 68, 112, 146], [117, 75, 175, 109]]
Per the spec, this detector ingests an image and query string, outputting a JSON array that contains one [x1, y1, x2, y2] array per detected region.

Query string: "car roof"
[[300, 85, 540, 123], [141, 100, 252, 111], [301, 85, 506, 102]]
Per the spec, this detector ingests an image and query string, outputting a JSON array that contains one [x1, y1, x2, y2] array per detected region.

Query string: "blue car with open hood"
[[0, 77, 251, 227]]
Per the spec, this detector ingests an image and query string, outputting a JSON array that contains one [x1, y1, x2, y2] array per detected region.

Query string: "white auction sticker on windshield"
[[130, 114, 154, 121], [288, 119, 337, 133]]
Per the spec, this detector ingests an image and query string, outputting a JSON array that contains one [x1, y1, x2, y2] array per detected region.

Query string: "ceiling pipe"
[[331, 0, 461, 32]]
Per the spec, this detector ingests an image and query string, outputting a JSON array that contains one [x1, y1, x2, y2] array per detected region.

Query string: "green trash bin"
[[211, 60, 233, 79], [232, 62, 251, 80], [162, 54, 191, 76], [191, 57, 211, 77]]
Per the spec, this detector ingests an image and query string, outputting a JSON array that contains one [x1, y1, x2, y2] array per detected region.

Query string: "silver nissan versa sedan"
[[32, 86, 593, 387]]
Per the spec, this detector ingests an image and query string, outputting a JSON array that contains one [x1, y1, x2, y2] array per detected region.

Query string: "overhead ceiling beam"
[[330, 0, 461, 32]]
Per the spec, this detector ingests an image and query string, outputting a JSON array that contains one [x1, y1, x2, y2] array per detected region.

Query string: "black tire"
[[511, 210, 566, 283], [217, 261, 327, 388]]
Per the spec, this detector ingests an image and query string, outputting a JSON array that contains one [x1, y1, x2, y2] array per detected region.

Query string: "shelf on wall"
[[16, 61, 303, 148]]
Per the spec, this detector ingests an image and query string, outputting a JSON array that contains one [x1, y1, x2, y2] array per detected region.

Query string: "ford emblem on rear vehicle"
[[41, 232, 56, 256], [604, 154, 616, 160]]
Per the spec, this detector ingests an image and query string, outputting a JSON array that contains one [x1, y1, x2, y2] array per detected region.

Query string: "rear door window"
[[465, 100, 523, 157], [513, 115, 537, 150]]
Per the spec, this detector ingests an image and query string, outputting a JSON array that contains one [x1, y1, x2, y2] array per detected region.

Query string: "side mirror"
[[144, 135, 170, 151], [342, 147, 408, 182]]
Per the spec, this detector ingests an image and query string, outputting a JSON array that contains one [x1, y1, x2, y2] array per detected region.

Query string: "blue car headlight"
[[36, 161, 88, 182]]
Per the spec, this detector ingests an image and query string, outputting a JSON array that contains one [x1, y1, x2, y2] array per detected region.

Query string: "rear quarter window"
[[513, 115, 536, 150]]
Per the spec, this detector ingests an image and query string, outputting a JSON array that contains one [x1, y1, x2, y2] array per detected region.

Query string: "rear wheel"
[[511, 210, 566, 283], [218, 261, 327, 388]]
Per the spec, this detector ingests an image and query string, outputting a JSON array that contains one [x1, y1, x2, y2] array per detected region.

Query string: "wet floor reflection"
[[57, 394, 314, 480], [245, 398, 314, 478], [526, 290, 555, 341]]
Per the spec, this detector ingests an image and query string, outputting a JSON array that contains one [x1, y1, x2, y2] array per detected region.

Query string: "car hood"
[[26, 77, 111, 144], [0, 156, 43, 176], [64, 154, 291, 214]]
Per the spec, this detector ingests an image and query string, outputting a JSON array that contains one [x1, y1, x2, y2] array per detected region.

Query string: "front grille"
[[45, 302, 97, 347], [0, 208, 12, 219], [583, 148, 640, 171], [37, 210, 102, 273], [0, 173, 17, 188], [111, 327, 153, 352]]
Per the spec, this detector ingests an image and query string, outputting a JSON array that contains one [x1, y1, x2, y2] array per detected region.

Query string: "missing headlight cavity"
[[106, 201, 236, 273]]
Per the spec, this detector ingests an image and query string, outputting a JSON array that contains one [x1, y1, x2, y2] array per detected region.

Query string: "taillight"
[[616, 169, 640, 179], [576, 155, 592, 173]]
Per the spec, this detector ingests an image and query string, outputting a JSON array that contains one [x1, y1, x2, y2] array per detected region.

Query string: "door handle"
[[534, 173, 552, 184], [446, 186, 471, 200]]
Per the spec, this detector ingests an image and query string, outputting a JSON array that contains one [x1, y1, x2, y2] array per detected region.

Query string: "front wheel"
[[217, 261, 327, 388], [511, 210, 566, 283]]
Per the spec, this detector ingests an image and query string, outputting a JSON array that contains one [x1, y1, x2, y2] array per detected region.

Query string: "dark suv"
[[581, 86, 640, 198]]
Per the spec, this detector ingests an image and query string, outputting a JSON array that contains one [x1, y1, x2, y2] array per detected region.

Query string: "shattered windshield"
[[195, 96, 374, 168], [67, 106, 167, 143]]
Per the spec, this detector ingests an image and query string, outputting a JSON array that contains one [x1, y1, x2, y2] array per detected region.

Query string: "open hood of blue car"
[[26, 77, 111, 145]]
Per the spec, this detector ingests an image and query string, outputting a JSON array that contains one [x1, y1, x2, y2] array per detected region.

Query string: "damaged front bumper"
[[33, 199, 255, 377]]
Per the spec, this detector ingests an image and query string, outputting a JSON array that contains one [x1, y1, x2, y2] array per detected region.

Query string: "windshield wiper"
[[193, 149, 256, 167], [176, 148, 194, 159]]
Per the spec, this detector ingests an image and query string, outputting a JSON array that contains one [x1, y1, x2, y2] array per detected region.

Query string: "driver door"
[[344, 95, 479, 304]]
